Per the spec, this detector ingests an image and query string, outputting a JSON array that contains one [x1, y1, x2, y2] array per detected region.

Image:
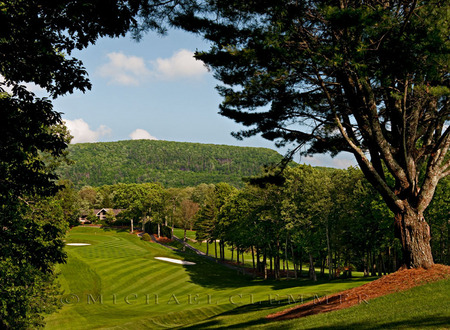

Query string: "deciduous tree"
[[1, 1, 157, 326]]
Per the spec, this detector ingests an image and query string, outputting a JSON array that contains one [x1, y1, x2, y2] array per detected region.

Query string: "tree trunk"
[[377, 254, 383, 277], [215, 240, 217, 260], [299, 248, 303, 277], [275, 239, 280, 280], [263, 249, 267, 280], [256, 247, 261, 273], [251, 246, 255, 273], [285, 236, 289, 279], [364, 251, 369, 277], [370, 251, 377, 276], [320, 257, 325, 277], [309, 253, 317, 282], [394, 206, 434, 269], [290, 244, 297, 280], [269, 255, 273, 276], [326, 225, 333, 279]]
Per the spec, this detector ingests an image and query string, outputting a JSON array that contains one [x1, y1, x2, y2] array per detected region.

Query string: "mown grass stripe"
[[110, 265, 172, 296], [94, 258, 147, 275], [97, 260, 149, 281], [45, 227, 378, 329], [106, 264, 180, 295]]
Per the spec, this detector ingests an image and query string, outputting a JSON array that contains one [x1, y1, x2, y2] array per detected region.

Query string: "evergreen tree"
[[141, 0, 449, 268]]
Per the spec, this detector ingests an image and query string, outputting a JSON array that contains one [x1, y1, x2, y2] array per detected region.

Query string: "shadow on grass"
[[184, 312, 450, 329], [99, 226, 131, 233], [305, 315, 450, 330], [170, 249, 373, 292], [181, 299, 295, 329]]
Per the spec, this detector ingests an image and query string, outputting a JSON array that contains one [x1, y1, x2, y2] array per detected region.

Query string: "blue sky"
[[51, 29, 355, 168]]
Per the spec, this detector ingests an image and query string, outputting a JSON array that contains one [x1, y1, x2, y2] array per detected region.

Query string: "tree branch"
[[334, 112, 402, 211], [358, 78, 410, 189]]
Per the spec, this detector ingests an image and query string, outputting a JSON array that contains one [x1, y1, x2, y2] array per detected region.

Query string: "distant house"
[[79, 208, 124, 224], [78, 211, 93, 224], [94, 208, 123, 221]]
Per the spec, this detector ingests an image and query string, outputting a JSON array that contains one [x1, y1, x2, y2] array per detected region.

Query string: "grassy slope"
[[172, 228, 197, 241], [274, 278, 450, 329], [192, 278, 450, 329], [45, 227, 374, 329]]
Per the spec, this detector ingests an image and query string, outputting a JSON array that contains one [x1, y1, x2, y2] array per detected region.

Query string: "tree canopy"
[[57, 139, 284, 188], [139, 0, 449, 268], [0, 1, 162, 327]]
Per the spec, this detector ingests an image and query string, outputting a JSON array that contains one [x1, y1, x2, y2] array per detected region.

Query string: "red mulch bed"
[[155, 236, 173, 244], [266, 264, 450, 321]]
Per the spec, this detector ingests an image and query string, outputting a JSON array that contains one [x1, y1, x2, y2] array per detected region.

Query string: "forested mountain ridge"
[[58, 139, 286, 188]]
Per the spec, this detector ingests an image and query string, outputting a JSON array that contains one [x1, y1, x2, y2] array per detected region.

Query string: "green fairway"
[[45, 227, 374, 329], [172, 228, 197, 241]]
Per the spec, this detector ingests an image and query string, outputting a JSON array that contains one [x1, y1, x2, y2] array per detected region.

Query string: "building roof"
[[95, 208, 124, 216]]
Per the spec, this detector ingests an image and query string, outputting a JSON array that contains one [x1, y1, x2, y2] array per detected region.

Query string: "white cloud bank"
[[97, 50, 207, 85], [97, 52, 150, 86], [151, 49, 208, 80], [64, 119, 111, 144], [129, 129, 157, 140]]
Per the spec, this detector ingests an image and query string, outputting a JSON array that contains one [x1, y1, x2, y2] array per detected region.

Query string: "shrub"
[[141, 233, 152, 242]]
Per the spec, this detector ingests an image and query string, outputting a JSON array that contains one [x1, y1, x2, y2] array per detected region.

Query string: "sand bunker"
[[66, 243, 91, 246], [154, 257, 196, 265]]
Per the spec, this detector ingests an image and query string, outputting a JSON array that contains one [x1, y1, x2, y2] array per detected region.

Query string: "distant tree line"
[[194, 166, 449, 280], [55, 165, 449, 280]]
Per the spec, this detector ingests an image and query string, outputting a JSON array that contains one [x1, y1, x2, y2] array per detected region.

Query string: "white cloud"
[[151, 49, 208, 80], [0, 75, 12, 94], [96, 50, 208, 85], [301, 154, 357, 169], [0, 74, 46, 95], [97, 52, 150, 86], [64, 119, 112, 144], [129, 129, 158, 140]]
